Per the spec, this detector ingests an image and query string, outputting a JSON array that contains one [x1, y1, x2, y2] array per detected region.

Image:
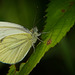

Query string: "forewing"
[[0, 33, 32, 64], [0, 22, 31, 39]]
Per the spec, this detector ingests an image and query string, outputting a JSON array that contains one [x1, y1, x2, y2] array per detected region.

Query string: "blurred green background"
[[0, 0, 75, 75]]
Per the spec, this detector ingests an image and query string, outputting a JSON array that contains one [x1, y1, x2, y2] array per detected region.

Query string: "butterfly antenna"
[[32, 2, 45, 28], [32, 2, 39, 28], [34, 16, 45, 27]]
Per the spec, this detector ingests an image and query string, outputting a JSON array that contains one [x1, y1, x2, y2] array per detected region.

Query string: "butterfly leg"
[[32, 44, 35, 52]]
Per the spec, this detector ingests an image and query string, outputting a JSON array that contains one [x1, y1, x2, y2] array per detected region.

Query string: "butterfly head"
[[31, 27, 41, 37], [30, 27, 41, 43]]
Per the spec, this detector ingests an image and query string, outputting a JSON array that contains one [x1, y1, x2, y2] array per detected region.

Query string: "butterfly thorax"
[[31, 27, 40, 43]]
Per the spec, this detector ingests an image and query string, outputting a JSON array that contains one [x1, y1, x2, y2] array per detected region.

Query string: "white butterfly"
[[0, 22, 40, 64]]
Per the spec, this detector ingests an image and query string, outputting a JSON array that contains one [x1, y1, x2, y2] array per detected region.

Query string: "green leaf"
[[7, 65, 16, 75], [18, 0, 75, 75]]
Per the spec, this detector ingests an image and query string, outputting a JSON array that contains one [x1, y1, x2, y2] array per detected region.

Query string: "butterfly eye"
[[34, 27, 38, 32]]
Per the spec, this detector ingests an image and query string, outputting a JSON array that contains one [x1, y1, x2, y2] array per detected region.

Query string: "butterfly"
[[0, 22, 41, 64]]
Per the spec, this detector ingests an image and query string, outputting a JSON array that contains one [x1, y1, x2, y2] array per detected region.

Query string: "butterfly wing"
[[0, 33, 32, 64], [0, 22, 31, 39], [0, 22, 33, 64]]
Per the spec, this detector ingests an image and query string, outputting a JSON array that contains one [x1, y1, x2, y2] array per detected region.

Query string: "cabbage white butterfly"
[[0, 22, 41, 64]]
